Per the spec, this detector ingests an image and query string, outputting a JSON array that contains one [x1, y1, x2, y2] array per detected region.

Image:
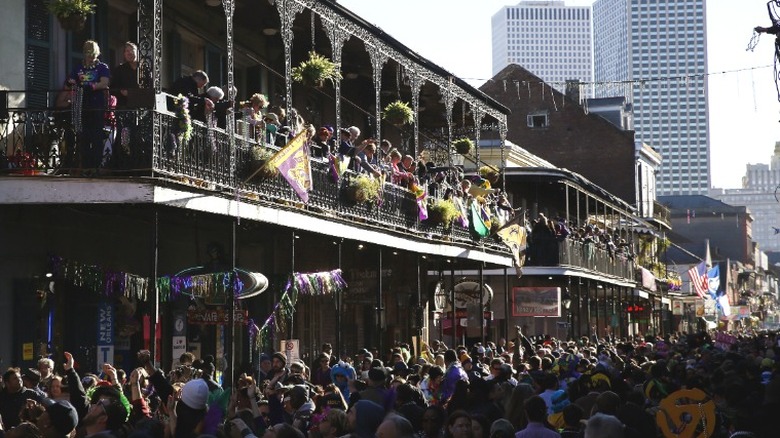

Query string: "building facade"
[[593, 0, 710, 196], [710, 142, 780, 252], [491, 0, 593, 95]]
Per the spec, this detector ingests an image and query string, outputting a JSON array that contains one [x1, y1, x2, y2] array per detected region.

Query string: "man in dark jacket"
[[0, 368, 43, 428]]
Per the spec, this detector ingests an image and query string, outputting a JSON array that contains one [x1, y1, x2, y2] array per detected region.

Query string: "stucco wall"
[[0, 0, 26, 91]]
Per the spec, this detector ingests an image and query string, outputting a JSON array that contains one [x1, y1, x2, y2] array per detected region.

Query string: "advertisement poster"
[[511, 287, 561, 317]]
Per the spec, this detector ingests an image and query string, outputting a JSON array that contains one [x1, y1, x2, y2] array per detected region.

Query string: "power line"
[[460, 64, 773, 87]]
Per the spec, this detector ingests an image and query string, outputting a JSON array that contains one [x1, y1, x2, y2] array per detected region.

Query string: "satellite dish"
[[174, 267, 269, 300], [453, 278, 493, 309], [433, 280, 447, 312]]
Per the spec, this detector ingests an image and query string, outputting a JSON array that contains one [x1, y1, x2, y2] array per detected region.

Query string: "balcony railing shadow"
[[526, 237, 635, 280], [0, 95, 508, 253]]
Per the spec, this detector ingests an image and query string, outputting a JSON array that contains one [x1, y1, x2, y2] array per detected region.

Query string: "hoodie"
[[353, 399, 384, 438]]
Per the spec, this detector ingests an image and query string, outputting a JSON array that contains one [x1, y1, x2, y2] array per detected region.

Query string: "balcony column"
[[409, 72, 424, 158], [473, 107, 485, 171], [444, 80, 456, 171], [336, 238, 343, 358], [321, 11, 350, 134], [499, 120, 507, 193], [137, 0, 162, 170], [273, 0, 306, 118], [222, 0, 236, 186], [450, 265, 456, 347], [367, 49, 388, 141]]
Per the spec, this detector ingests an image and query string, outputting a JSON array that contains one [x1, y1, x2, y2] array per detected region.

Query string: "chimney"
[[565, 79, 580, 105]]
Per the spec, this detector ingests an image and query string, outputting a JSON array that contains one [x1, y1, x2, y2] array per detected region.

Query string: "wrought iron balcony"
[[0, 99, 509, 255], [526, 237, 636, 280]]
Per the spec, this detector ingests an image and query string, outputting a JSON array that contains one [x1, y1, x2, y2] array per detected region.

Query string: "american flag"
[[687, 261, 708, 299]]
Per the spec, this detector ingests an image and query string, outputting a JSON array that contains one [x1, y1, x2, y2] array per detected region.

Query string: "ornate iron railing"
[[0, 98, 509, 254], [526, 237, 636, 281]]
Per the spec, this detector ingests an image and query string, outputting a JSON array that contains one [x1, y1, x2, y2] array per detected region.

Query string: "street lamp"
[[562, 293, 572, 341]]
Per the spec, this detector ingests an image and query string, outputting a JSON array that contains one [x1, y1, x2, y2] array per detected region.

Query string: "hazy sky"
[[338, 0, 779, 190]]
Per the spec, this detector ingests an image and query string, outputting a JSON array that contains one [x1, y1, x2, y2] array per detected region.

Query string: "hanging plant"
[[453, 138, 473, 155], [291, 51, 342, 88], [382, 100, 413, 126], [346, 174, 381, 204], [427, 199, 462, 228], [244, 146, 278, 180], [479, 165, 500, 185], [47, 0, 96, 32]]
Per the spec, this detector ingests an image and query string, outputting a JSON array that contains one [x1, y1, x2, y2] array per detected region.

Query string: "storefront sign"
[[172, 335, 187, 361], [97, 301, 114, 345], [511, 287, 561, 317], [97, 301, 114, 367], [23, 343, 33, 361], [188, 308, 248, 325], [445, 309, 494, 319]]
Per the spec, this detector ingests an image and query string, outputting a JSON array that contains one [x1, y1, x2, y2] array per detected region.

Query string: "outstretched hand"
[[63, 352, 74, 371]]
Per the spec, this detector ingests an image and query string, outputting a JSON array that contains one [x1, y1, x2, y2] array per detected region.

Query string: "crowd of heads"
[[1, 329, 778, 437]]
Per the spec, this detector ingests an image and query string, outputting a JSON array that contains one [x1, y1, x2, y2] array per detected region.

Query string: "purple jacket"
[[439, 362, 468, 403]]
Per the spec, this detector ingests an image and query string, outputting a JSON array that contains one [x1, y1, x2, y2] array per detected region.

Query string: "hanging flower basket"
[[479, 165, 500, 185], [48, 0, 96, 32], [291, 51, 342, 88], [345, 174, 381, 204], [453, 138, 473, 155], [382, 100, 413, 126], [244, 146, 278, 181], [58, 13, 87, 31], [426, 199, 461, 228]]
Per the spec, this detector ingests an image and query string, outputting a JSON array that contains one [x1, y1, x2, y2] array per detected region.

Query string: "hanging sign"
[[188, 308, 249, 325], [511, 287, 561, 317]]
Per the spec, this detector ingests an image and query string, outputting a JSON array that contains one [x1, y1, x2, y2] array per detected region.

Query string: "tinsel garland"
[[173, 94, 192, 145], [72, 87, 83, 134], [49, 255, 241, 303], [249, 270, 348, 351]]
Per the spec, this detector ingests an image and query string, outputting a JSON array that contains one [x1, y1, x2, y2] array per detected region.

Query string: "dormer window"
[[527, 112, 549, 128]]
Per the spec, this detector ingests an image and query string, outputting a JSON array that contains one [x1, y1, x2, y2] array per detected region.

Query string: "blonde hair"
[[250, 93, 269, 109], [83, 40, 101, 58]]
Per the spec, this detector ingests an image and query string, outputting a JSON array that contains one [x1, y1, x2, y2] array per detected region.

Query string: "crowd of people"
[[1, 329, 778, 438], [526, 214, 635, 267]]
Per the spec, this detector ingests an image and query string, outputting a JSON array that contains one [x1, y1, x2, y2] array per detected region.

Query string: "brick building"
[[480, 64, 640, 208]]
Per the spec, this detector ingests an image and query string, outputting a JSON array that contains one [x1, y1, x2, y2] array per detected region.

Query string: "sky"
[[338, 0, 780, 190]]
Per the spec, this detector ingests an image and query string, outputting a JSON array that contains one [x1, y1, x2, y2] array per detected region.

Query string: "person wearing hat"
[[358, 367, 390, 410], [330, 360, 356, 401], [264, 112, 280, 144], [312, 353, 333, 387], [1, 368, 44, 428], [35, 399, 78, 438], [346, 399, 384, 438], [337, 127, 356, 161], [79, 394, 130, 437], [283, 385, 315, 434], [22, 368, 48, 400], [312, 127, 335, 158], [258, 353, 273, 382]]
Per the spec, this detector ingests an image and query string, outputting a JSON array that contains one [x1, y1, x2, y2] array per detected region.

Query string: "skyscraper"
[[491, 1, 593, 95], [593, 0, 709, 196], [710, 142, 780, 252]]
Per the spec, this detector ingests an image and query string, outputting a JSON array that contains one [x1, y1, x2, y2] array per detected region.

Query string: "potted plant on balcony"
[[345, 174, 381, 204], [382, 100, 413, 126], [47, 0, 96, 32], [453, 137, 473, 155], [427, 198, 461, 228], [291, 51, 342, 88], [244, 146, 278, 181]]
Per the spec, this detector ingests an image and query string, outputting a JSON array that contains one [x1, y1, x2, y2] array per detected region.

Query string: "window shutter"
[[26, 0, 51, 108]]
